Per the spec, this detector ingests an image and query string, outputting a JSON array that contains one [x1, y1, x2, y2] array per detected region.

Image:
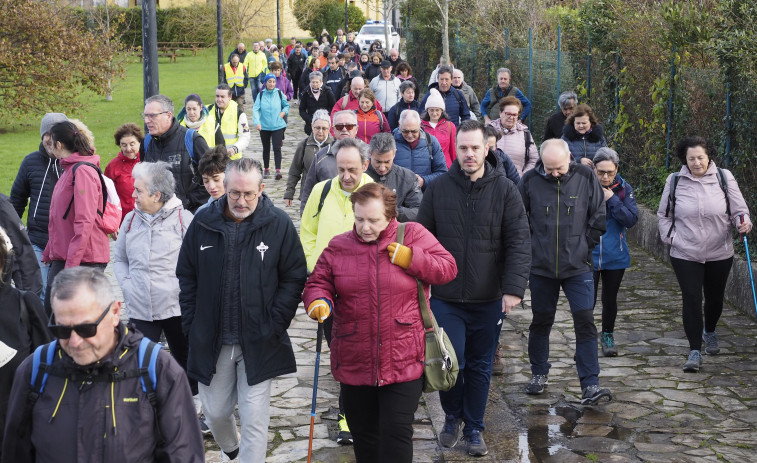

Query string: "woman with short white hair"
[[285, 109, 334, 209]]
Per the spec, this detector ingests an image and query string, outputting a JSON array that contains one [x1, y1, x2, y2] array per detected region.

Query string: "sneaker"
[[600, 332, 618, 357], [438, 414, 461, 448], [221, 447, 239, 462], [525, 374, 548, 395], [275, 170, 282, 180], [581, 384, 613, 405], [492, 343, 504, 376], [199, 417, 211, 436], [463, 429, 488, 456], [264, 168, 271, 179], [702, 330, 720, 355], [683, 350, 703, 372], [336, 414, 353, 445]]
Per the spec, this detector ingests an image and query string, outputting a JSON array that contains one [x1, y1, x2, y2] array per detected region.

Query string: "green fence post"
[[528, 28, 533, 129], [726, 81, 732, 167], [505, 28, 509, 62], [665, 45, 676, 169], [587, 36, 592, 102], [557, 25, 562, 111]]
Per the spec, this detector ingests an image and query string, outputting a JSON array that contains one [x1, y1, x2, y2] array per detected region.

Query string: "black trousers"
[[131, 317, 198, 396], [341, 378, 423, 463], [670, 256, 733, 351], [592, 269, 626, 333], [44, 260, 106, 317], [260, 128, 285, 170]]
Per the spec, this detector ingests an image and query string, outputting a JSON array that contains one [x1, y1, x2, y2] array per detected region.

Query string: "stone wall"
[[626, 205, 757, 321]]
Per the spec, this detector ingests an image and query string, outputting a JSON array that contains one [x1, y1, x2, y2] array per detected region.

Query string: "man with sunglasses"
[[2, 267, 204, 462], [299, 110, 359, 214], [177, 157, 307, 462]]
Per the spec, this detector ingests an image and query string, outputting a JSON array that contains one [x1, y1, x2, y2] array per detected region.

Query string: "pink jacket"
[[422, 119, 456, 168], [488, 119, 537, 175], [657, 162, 751, 263], [43, 153, 110, 267], [303, 220, 457, 387]]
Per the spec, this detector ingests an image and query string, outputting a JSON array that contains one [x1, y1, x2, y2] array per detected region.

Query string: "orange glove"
[[307, 299, 332, 323], [387, 242, 413, 270]]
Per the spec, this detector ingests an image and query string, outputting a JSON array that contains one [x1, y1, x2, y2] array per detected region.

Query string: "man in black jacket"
[[542, 91, 577, 141], [417, 120, 531, 457], [518, 138, 611, 405], [177, 158, 307, 462], [0, 195, 42, 298], [140, 94, 210, 213], [367, 133, 422, 222]]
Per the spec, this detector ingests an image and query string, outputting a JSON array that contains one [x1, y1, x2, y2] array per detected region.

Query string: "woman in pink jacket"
[[355, 88, 390, 144], [42, 121, 110, 314], [487, 95, 538, 175], [657, 136, 752, 372], [303, 183, 457, 463], [421, 88, 456, 168]]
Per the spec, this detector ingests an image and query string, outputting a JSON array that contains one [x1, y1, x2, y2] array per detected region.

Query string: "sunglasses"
[[48, 301, 114, 339], [334, 123, 356, 131]]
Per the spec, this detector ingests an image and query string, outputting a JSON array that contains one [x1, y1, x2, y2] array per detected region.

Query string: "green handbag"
[[397, 223, 459, 392]]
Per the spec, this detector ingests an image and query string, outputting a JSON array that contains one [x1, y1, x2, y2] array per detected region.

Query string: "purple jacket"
[[261, 75, 294, 100], [657, 162, 751, 263]]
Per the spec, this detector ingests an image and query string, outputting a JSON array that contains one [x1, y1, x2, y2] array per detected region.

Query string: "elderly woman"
[[658, 136, 751, 372], [561, 103, 607, 166], [543, 91, 577, 141], [285, 109, 333, 208], [487, 96, 538, 175], [177, 94, 216, 146], [388, 81, 421, 131], [421, 89, 456, 168], [304, 183, 457, 463], [113, 161, 195, 391], [253, 73, 290, 180], [42, 121, 109, 315], [299, 70, 336, 136], [590, 148, 638, 357], [356, 88, 390, 144], [104, 123, 143, 224]]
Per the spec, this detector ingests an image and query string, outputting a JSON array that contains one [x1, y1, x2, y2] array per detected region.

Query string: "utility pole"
[[142, 0, 159, 102], [217, 0, 224, 84], [276, 0, 281, 47], [345, 0, 348, 33]]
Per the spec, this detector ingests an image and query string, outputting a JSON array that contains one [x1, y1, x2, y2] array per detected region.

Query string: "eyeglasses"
[[595, 169, 617, 178], [334, 123, 356, 131], [227, 189, 258, 202], [312, 126, 330, 131], [401, 129, 420, 135], [48, 301, 114, 339], [502, 112, 519, 118], [141, 111, 168, 120]]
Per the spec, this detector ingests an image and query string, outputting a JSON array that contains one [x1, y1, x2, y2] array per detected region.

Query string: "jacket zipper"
[[374, 241, 381, 385], [462, 191, 471, 302], [555, 179, 561, 278], [599, 235, 603, 270]]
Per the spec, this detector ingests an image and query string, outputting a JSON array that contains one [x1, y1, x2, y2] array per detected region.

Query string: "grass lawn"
[[0, 48, 220, 197]]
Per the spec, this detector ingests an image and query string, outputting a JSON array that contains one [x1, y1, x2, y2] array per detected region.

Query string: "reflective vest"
[[224, 63, 246, 88], [180, 116, 217, 148], [207, 100, 241, 146]]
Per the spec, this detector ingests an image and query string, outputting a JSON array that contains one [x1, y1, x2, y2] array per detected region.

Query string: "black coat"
[[298, 86, 336, 135], [417, 154, 531, 302], [366, 164, 423, 222], [10, 144, 61, 249], [518, 160, 606, 279], [176, 194, 307, 386], [543, 111, 567, 141], [0, 194, 43, 296]]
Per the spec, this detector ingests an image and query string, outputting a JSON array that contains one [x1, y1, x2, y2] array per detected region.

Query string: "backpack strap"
[[524, 129, 532, 165], [143, 133, 152, 161], [665, 173, 681, 238], [313, 179, 333, 218], [377, 110, 384, 132], [423, 130, 434, 161], [30, 340, 58, 396], [717, 167, 731, 217], [397, 222, 406, 244], [126, 213, 137, 232], [63, 162, 107, 221], [184, 129, 196, 165]]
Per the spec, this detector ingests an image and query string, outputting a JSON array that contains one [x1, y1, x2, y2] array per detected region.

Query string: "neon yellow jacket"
[[245, 50, 268, 78], [300, 173, 374, 271]]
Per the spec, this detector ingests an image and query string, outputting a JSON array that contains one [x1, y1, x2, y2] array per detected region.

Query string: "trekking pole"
[[307, 322, 324, 463], [740, 214, 757, 318]]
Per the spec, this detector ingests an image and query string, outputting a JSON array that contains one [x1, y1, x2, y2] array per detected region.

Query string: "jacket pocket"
[[332, 321, 361, 370], [392, 317, 422, 365]]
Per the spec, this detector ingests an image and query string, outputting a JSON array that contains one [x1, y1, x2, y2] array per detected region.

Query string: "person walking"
[[104, 123, 143, 224], [253, 73, 290, 180], [561, 104, 607, 166], [366, 133, 423, 222], [591, 148, 638, 357], [487, 96, 538, 175], [420, 89, 456, 168], [284, 109, 333, 209], [657, 136, 751, 372], [304, 183, 457, 463], [222, 53, 249, 109], [298, 71, 336, 136]]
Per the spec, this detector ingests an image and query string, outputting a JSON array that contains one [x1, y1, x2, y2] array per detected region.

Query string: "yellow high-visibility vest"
[[224, 63, 245, 88], [207, 100, 241, 147]]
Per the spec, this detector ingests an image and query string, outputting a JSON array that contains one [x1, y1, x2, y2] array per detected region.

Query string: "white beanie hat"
[[425, 88, 445, 111]]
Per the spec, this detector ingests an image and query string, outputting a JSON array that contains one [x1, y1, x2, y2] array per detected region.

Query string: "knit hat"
[[184, 93, 203, 107], [264, 73, 277, 83], [40, 113, 68, 137], [425, 89, 445, 111]]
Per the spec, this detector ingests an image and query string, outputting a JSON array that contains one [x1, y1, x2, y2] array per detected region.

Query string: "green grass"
[[0, 48, 220, 197]]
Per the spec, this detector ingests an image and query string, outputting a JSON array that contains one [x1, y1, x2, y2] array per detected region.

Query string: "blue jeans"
[[431, 297, 502, 435], [32, 244, 48, 302], [528, 272, 599, 388]]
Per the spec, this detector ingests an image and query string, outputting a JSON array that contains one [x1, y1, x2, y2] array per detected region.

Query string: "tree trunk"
[[441, 0, 449, 64]]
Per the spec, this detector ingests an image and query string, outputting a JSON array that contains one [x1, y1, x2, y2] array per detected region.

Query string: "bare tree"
[[431, 0, 450, 63], [222, 0, 268, 43], [87, 3, 132, 101], [382, 0, 402, 53]]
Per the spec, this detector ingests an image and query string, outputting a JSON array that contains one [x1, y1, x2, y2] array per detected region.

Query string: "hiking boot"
[[581, 384, 612, 405], [683, 350, 703, 372], [491, 343, 505, 376], [703, 330, 720, 355], [438, 414, 461, 448], [264, 168, 271, 179], [275, 170, 282, 180], [525, 374, 548, 395], [199, 417, 211, 436], [463, 429, 488, 456], [600, 332, 618, 357], [221, 447, 239, 462], [336, 414, 353, 445]]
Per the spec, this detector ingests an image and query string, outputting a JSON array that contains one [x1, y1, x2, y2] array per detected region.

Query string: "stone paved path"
[[107, 97, 757, 462]]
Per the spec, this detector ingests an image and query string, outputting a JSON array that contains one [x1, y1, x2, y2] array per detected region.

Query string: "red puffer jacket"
[[422, 119, 457, 168], [104, 151, 138, 223], [303, 219, 457, 387]]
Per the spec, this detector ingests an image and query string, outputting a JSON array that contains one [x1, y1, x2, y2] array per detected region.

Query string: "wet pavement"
[[107, 97, 757, 462]]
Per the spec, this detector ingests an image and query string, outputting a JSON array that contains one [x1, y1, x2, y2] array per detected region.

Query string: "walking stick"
[[307, 322, 324, 463], [740, 215, 757, 318]]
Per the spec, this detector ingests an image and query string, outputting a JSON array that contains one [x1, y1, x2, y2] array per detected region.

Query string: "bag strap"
[[397, 223, 434, 331], [63, 162, 106, 221], [717, 167, 731, 218]]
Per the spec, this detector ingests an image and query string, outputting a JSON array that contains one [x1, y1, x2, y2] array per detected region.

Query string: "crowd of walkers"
[[0, 29, 752, 463]]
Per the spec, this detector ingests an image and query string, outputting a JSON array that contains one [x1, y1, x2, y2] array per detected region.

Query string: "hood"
[[449, 151, 502, 188], [306, 133, 333, 148], [533, 158, 580, 183], [198, 192, 277, 232], [177, 106, 209, 129], [59, 323, 142, 371], [157, 195, 184, 218], [61, 152, 101, 169]]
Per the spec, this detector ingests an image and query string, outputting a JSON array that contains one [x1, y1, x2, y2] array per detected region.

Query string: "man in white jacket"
[[370, 61, 401, 118]]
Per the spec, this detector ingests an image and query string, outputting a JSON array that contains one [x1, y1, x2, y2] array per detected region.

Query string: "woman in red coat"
[[421, 88, 457, 168], [104, 123, 143, 224], [355, 88, 390, 144], [303, 183, 457, 463]]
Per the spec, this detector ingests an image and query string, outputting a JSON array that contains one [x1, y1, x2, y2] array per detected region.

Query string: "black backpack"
[[664, 168, 731, 238]]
